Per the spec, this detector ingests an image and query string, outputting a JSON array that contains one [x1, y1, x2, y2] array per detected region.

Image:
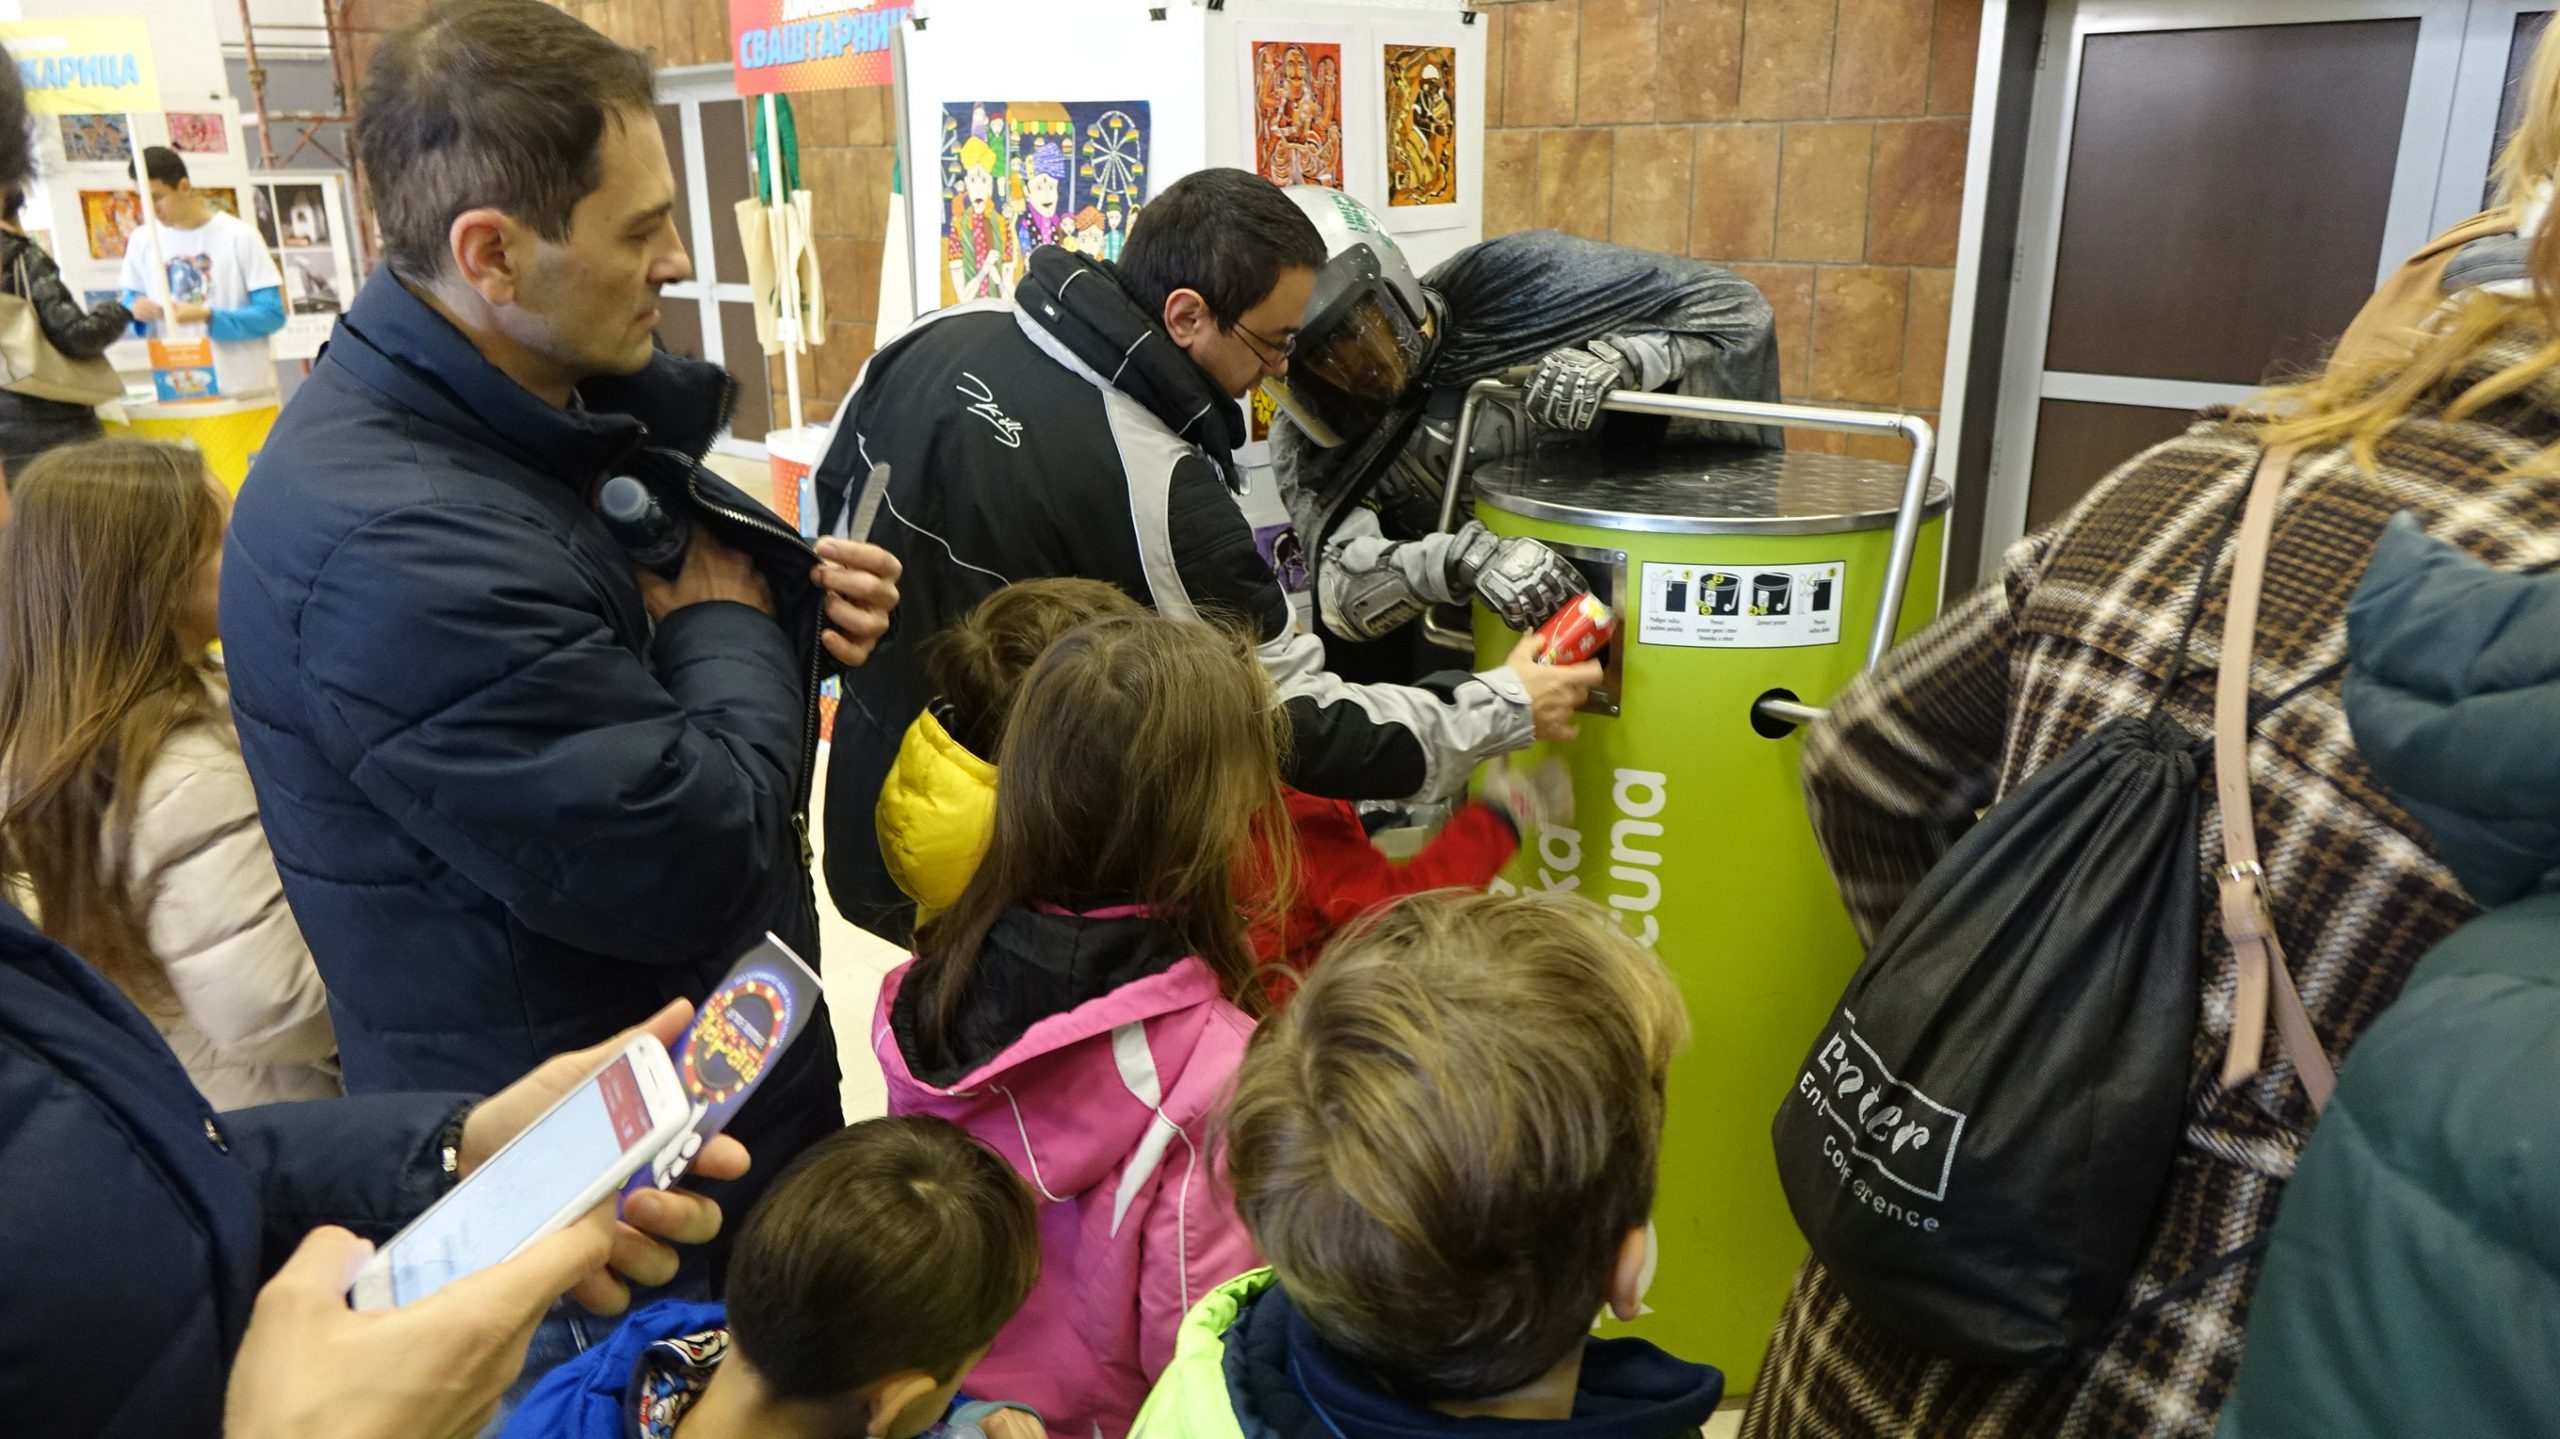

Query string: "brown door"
[[1981, 1, 2550, 573]]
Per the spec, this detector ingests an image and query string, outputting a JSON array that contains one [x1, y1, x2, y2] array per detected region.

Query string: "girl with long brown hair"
[[874, 607, 1292, 1439], [0, 438, 336, 1107]]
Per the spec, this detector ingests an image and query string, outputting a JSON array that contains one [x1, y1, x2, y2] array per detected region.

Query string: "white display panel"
[[897, 0, 1486, 316]]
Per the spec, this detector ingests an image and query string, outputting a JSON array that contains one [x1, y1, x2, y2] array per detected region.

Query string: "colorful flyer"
[[626, 934, 823, 1196], [148, 336, 220, 403]]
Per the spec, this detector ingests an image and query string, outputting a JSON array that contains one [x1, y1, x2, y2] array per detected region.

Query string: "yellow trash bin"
[[101, 395, 282, 493]]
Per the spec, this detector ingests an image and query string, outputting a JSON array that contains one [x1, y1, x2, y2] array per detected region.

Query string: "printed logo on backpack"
[[1790, 1008, 1967, 1221]]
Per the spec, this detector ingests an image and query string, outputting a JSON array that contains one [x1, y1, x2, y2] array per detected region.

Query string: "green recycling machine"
[[1434, 383, 1952, 1390]]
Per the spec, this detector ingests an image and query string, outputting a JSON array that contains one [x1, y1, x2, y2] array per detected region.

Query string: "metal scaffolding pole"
[[231, 0, 381, 260]]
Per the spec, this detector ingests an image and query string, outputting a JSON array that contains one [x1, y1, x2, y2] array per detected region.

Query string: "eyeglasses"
[[1230, 319, 1298, 368]]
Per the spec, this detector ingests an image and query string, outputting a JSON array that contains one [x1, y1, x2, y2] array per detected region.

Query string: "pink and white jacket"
[[874, 908, 1261, 1439]]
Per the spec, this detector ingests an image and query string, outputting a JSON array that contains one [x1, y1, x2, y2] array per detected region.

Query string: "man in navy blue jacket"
[[222, 0, 898, 1253]]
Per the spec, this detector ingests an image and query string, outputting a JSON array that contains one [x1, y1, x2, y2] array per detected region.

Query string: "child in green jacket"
[[1129, 890, 1724, 1439]]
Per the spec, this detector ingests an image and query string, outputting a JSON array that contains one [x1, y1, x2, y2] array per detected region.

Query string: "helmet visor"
[[1262, 285, 1424, 448]]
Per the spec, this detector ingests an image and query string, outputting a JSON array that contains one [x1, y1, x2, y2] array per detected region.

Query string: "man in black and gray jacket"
[[810, 168, 1596, 940]]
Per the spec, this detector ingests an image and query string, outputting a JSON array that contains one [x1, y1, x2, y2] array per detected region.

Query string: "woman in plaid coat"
[[1744, 34, 2560, 1437]]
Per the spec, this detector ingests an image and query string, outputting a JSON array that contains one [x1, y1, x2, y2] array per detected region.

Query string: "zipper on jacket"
[[638, 373, 828, 923], [665, 465, 826, 818]]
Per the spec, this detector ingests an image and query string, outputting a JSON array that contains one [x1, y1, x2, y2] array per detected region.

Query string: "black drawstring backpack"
[[1771, 448, 2333, 1366]]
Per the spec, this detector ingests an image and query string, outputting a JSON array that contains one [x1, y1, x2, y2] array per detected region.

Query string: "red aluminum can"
[[1534, 593, 1616, 665]]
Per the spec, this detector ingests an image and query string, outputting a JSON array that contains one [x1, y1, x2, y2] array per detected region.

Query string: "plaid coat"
[[1742, 346, 2560, 1438]]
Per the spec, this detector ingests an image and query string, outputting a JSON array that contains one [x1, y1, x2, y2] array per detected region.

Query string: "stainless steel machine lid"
[[1474, 443, 1954, 536]]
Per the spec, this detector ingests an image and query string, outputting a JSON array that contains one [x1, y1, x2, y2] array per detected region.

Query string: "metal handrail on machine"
[[1420, 380, 1938, 734]]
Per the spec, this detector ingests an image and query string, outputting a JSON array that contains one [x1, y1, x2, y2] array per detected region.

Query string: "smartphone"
[[349, 1034, 690, 1311], [625, 935, 823, 1198]]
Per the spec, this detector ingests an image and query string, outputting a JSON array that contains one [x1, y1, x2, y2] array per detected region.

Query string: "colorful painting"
[[79, 189, 144, 260], [938, 100, 1150, 308], [1251, 41, 1343, 190], [1384, 44, 1458, 208], [199, 187, 241, 221], [167, 111, 228, 155], [59, 113, 130, 165]]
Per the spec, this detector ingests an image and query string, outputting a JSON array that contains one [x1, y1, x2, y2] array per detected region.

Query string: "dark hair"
[[726, 1117, 1040, 1402], [355, 0, 656, 283], [2, 190, 21, 225], [908, 612, 1296, 1070], [927, 578, 1143, 756], [1117, 167, 1324, 327], [134, 146, 187, 189], [0, 47, 29, 200]]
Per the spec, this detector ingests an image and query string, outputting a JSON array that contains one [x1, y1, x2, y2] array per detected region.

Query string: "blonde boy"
[[1131, 891, 1722, 1438]]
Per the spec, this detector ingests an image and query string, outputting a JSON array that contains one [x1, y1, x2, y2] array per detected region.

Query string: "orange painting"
[[1251, 41, 1343, 190], [1385, 44, 1458, 208], [79, 189, 144, 260]]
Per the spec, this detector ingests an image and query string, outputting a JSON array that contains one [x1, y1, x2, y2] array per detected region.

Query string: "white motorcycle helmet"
[[1262, 187, 1437, 448]]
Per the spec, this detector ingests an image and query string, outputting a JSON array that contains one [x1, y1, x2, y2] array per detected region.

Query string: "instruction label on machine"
[[1638, 561, 1846, 649]]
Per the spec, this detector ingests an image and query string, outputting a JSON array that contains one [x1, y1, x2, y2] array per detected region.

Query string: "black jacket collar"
[[890, 905, 1178, 1086], [1017, 246, 1245, 488], [330, 269, 735, 493], [1223, 1280, 1726, 1439]]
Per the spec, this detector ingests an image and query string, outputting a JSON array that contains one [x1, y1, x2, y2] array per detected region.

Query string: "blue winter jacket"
[[503, 1297, 1041, 1439], [221, 270, 840, 1233], [503, 1297, 728, 1439], [2218, 513, 2560, 1438], [0, 898, 467, 1439]]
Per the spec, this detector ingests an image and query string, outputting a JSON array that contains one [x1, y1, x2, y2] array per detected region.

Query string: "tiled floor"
[[809, 744, 899, 1124]]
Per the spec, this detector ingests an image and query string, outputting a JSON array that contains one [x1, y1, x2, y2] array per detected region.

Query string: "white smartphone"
[[349, 1034, 692, 1311]]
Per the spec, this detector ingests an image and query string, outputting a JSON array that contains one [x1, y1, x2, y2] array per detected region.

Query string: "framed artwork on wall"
[[1373, 22, 1468, 233]]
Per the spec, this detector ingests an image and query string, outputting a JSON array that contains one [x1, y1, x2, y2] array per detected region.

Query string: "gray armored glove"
[[1446, 521, 1587, 631], [1522, 337, 1636, 432], [1318, 522, 1464, 642]]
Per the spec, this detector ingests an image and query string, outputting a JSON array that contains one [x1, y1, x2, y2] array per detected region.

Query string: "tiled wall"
[[478, 0, 1984, 449], [1479, 0, 1982, 459]]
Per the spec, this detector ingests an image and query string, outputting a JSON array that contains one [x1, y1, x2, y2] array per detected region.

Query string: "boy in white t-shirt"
[[119, 146, 286, 402]]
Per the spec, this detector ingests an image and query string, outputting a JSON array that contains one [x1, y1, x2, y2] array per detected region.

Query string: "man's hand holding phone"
[[454, 999, 750, 1314], [224, 1003, 754, 1438], [225, 1219, 612, 1439]]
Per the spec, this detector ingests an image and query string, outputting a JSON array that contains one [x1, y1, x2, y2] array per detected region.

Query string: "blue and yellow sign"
[[0, 17, 158, 116]]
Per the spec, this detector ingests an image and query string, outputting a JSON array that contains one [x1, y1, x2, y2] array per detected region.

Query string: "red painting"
[[1251, 41, 1342, 190]]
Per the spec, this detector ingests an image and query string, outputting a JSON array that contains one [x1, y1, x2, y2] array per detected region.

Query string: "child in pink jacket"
[[875, 610, 1290, 1439]]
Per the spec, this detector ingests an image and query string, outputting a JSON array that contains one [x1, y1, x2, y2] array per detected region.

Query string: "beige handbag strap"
[[2212, 445, 2337, 1113]]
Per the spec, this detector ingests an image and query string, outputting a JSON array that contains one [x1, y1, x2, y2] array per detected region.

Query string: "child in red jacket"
[[1247, 767, 1568, 984]]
